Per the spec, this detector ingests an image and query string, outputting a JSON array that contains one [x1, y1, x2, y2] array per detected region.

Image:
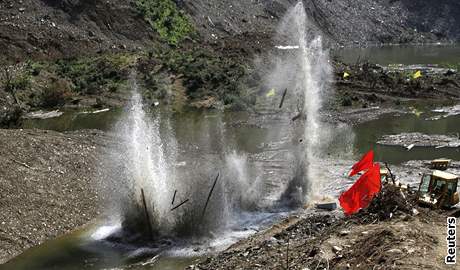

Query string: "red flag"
[[339, 163, 381, 215], [349, 150, 374, 177]]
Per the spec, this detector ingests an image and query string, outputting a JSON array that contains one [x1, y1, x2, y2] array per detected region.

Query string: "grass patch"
[[135, 0, 194, 45]]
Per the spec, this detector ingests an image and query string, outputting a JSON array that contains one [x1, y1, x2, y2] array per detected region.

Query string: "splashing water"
[[262, 1, 333, 202], [100, 1, 333, 243], [294, 2, 332, 200], [100, 77, 179, 237]]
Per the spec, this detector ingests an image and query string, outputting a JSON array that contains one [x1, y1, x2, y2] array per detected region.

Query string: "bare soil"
[[0, 128, 108, 263]]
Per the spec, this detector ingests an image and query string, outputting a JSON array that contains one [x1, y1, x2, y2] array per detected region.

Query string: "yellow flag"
[[410, 107, 423, 117], [343, 72, 350, 79], [413, 70, 422, 79], [266, 88, 276, 97]]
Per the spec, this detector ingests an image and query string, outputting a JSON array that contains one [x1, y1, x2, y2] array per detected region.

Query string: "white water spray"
[[295, 2, 332, 200], [264, 1, 333, 202], [100, 77, 180, 236]]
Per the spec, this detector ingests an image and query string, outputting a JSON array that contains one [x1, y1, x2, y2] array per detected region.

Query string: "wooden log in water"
[[171, 190, 177, 205], [201, 173, 220, 219], [171, 199, 189, 211], [279, 88, 288, 108], [141, 188, 154, 241]]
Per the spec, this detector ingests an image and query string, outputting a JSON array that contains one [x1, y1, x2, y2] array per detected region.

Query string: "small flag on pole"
[[412, 70, 422, 79]]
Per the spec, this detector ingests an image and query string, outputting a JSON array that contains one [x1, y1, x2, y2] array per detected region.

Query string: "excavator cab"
[[417, 170, 459, 208]]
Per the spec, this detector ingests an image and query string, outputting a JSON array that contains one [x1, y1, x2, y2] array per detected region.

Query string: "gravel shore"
[[0, 129, 108, 263]]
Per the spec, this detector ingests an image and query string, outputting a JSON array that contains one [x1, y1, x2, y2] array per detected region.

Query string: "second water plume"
[[263, 1, 332, 203]]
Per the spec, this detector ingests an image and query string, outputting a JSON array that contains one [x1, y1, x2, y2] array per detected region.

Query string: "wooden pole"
[[279, 88, 288, 108], [141, 188, 154, 241], [286, 237, 290, 270], [171, 190, 177, 205], [201, 173, 220, 219], [171, 199, 189, 211]]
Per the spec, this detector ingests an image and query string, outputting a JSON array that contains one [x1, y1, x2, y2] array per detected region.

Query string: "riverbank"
[[1, 122, 458, 266], [0, 129, 106, 264], [193, 185, 455, 270]]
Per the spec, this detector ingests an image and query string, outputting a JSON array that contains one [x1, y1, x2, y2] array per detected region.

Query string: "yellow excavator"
[[417, 170, 459, 209]]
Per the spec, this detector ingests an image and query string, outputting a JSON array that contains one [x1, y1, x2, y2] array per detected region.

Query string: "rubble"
[[378, 132, 460, 148]]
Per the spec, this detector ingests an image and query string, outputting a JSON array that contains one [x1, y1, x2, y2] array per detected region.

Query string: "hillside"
[[0, 0, 460, 127], [1, 0, 460, 62]]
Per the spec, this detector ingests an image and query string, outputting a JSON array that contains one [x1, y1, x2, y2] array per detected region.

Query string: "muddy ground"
[[0, 129, 109, 264], [193, 184, 457, 270]]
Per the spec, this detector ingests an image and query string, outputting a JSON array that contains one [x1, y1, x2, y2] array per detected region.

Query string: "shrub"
[[5, 72, 31, 92], [41, 78, 72, 108], [135, 0, 194, 45]]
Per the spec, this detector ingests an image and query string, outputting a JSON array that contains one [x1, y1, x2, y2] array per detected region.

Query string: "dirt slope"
[[1, 0, 460, 62], [0, 129, 107, 264], [0, 0, 154, 61]]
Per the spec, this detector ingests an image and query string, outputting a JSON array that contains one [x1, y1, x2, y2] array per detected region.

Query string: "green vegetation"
[[143, 47, 250, 109], [54, 53, 136, 94], [6, 72, 31, 92], [135, 0, 194, 45], [41, 78, 72, 108], [439, 62, 460, 71]]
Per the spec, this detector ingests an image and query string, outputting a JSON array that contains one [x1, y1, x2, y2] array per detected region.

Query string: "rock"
[[332, 245, 343, 253]]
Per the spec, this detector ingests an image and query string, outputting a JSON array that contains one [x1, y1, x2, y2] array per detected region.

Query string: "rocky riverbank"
[[0, 129, 108, 264], [193, 181, 456, 270]]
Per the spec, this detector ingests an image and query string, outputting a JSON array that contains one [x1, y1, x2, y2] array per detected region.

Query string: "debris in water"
[[92, 108, 110, 114], [405, 143, 415, 151], [141, 188, 154, 240], [378, 132, 460, 148], [275, 45, 299, 50], [201, 173, 220, 219], [316, 202, 337, 211], [278, 88, 288, 108], [171, 190, 177, 205], [24, 110, 63, 119], [171, 199, 190, 211]]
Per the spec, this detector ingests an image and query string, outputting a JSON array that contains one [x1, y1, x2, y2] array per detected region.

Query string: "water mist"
[[261, 1, 333, 203]]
